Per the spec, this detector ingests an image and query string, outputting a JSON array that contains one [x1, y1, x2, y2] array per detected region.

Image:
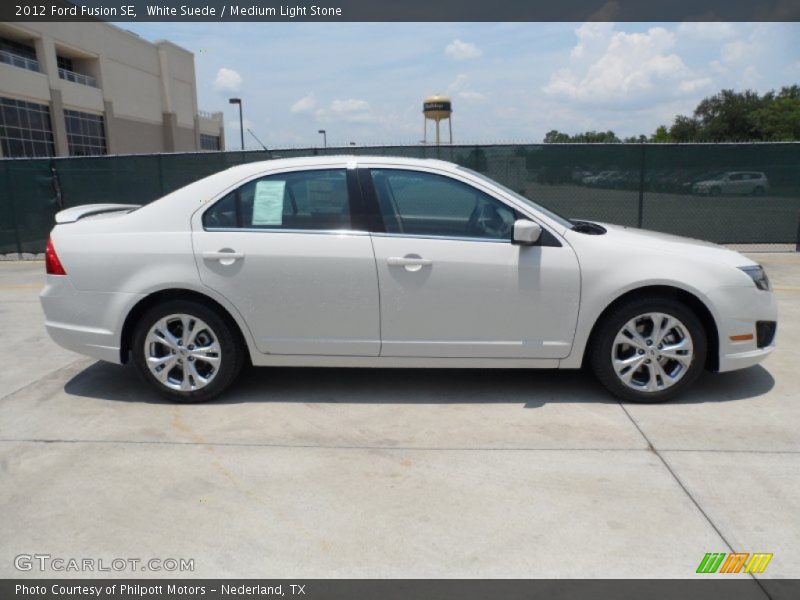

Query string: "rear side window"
[[203, 169, 351, 230]]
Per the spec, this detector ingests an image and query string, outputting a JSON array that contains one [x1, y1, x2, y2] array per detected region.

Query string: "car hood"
[[592, 223, 756, 268]]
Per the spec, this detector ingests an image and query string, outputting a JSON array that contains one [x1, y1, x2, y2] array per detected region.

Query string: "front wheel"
[[132, 300, 243, 402], [588, 297, 707, 403]]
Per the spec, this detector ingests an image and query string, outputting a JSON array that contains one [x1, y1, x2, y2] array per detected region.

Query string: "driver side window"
[[370, 169, 518, 240]]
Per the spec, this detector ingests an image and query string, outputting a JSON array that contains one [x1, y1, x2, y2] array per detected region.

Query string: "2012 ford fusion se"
[[40, 156, 777, 403]]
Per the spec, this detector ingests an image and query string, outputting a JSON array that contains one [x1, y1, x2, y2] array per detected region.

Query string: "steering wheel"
[[467, 203, 509, 238]]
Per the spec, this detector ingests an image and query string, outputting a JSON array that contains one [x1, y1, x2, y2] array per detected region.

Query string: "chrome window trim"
[[203, 227, 370, 236], [203, 227, 510, 244], [370, 232, 510, 244]]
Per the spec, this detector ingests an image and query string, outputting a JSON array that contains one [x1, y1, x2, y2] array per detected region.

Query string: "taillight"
[[45, 237, 66, 275]]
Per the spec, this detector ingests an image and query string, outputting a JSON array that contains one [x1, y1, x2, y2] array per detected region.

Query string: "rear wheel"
[[753, 186, 765, 196], [589, 297, 707, 403], [132, 300, 243, 402]]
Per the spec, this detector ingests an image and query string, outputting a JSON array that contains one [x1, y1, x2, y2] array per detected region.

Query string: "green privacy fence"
[[2, 142, 800, 254]]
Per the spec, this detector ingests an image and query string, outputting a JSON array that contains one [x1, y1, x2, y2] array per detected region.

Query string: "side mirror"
[[512, 219, 542, 245]]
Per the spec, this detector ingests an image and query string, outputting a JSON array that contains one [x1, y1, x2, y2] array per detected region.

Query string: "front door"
[[366, 168, 580, 359], [193, 167, 380, 356]]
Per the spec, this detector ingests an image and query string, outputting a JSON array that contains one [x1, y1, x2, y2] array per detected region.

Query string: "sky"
[[121, 21, 800, 149]]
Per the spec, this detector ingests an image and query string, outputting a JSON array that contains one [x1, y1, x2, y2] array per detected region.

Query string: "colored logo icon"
[[697, 552, 773, 574]]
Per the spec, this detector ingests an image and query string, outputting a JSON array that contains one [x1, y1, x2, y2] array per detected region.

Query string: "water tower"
[[423, 95, 452, 145]]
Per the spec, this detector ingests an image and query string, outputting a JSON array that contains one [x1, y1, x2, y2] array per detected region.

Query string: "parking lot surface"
[[1, 255, 798, 581]]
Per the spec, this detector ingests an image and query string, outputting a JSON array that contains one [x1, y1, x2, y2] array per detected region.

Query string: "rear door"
[[192, 165, 380, 356]]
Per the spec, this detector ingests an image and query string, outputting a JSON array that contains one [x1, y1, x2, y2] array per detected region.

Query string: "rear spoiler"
[[55, 204, 141, 224]]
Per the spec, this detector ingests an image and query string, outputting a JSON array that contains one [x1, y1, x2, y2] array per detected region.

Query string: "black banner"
[[3, 580, 800, 600], [2, 0, 800, 22]]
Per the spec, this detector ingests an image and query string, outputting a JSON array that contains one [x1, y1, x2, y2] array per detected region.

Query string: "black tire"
[[753, 186, 765, 197], [588, 296, 707, 403], [132, 299, 243, 403], [709, 186, 721, 196]]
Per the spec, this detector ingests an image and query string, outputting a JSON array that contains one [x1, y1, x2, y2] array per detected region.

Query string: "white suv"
[[692, 171, 769, 196]]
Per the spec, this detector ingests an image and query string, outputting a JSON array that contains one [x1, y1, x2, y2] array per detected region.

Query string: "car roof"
[[221, 155, 460, 178]]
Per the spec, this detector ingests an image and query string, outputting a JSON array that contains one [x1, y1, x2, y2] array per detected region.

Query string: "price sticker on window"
[[252, 180, 286, 226]]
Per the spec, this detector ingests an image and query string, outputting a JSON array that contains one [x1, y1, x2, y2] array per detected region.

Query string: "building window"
[[0, 97, 54, 157], [0, 36, 40, 72], [57, 55, 97, 87], [56, 56, 73, 71], [200, 134, 220, 151], [64, 109, 106, 156]]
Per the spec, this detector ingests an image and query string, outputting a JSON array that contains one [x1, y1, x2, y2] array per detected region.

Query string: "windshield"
[[458, 167, 573, 229]]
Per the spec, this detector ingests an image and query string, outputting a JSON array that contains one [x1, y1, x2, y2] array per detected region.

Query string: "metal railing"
[[58, 67, 97, 88], [0, 49, 40, 73]]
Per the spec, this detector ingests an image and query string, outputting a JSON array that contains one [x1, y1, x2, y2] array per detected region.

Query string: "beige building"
[[0, 21, 224, 158]]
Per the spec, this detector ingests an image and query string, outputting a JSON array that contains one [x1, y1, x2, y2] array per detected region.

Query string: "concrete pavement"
[[0, 255, 798, 583]]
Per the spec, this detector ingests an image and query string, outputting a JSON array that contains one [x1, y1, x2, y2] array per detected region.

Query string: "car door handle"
[[202, 250, 244, 261], [387, 256, 432, 271]]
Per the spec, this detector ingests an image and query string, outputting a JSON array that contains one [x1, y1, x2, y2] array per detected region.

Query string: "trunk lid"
[[55, 204, 140, 224]]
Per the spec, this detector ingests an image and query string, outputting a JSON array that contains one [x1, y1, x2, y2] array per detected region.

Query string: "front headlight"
[[739, 265, 771, 291]]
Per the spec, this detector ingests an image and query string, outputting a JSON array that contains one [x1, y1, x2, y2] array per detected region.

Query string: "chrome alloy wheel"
[[611, 312, 694, 393], [144, 314, 221, 391]]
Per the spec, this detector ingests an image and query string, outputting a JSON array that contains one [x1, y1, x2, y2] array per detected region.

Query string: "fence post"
[[157, 154, 165, 196], [637, 142, 645, 228], [2, 161, 23, 256]]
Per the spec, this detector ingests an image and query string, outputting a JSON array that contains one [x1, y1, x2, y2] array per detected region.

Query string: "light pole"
[[318, 129, 327, 148], [229, 98, 244, 150]]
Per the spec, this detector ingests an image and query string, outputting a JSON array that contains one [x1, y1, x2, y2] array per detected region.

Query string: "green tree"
[[649, 125, 671, 142], [544, 130, 571, 143], [651, 85, 800, 142], [544, 129, 620, 143], [693, 89, 764, 140], [668, 115, 701, 142], [751, 85, 800, 140]]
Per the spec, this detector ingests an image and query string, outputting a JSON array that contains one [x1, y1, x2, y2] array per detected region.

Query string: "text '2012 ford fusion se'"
[[40, 156, 777, 403]]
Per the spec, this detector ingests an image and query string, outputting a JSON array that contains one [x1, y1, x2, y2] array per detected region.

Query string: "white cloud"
[[569, 22, 615, 59], [316, 99, 377, 124], [213, 67, 242, 92], [290, 92, 316, 113], [544, 26, 707, 104], [447, 73, 468, 93], [721, 40, 752, 64], [678, 78, 712, 93], [445, 39, 483, 60], [446, 74, 486, 102], [329, 99, 371, 113], [677, 22, 737, 40]]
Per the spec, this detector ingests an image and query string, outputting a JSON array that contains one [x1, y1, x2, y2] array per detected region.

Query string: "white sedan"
[[41, 156, 777, 403]]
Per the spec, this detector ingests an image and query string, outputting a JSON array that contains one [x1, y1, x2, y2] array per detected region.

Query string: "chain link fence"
[[2, 142, 799, 255]]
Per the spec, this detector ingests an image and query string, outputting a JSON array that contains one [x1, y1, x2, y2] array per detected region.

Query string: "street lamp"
[[318, 129, 327, 148], [229, 98, 244, 150]]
